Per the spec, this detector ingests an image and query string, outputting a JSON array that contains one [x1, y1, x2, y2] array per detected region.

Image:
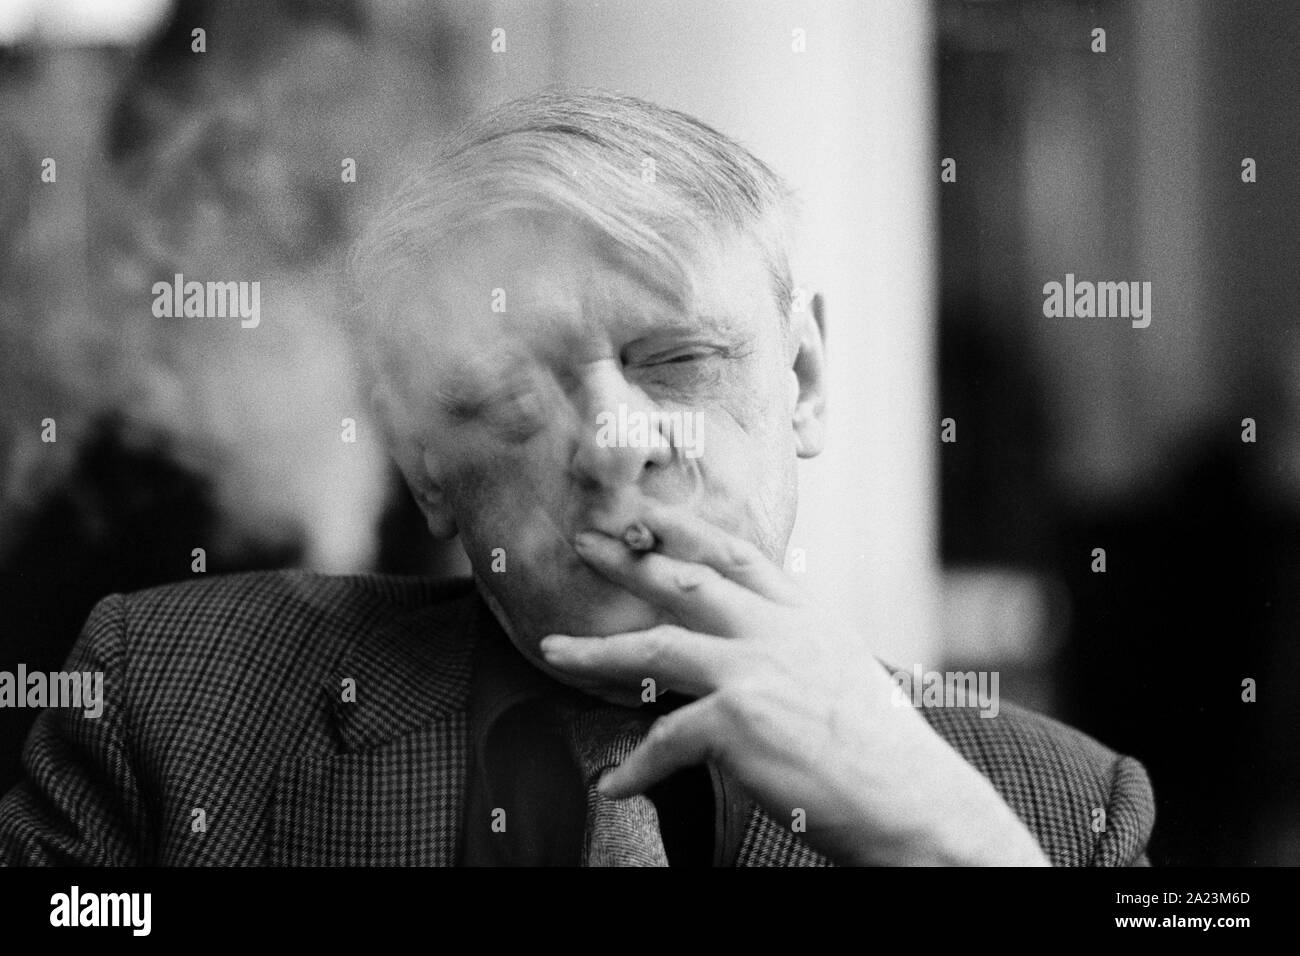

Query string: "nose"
[[569, 363, 673, 491]]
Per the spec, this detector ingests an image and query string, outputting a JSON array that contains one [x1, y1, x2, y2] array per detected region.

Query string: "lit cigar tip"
[[623, 522, 656, 551]]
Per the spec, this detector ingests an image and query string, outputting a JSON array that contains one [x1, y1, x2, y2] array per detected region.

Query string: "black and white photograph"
[[0, 0, 1292, 936]]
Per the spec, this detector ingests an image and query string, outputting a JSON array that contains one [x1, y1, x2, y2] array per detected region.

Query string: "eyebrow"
[[513, 304, 752, 355], [634, 312, 752, 344], [606, 306, 748, 335]]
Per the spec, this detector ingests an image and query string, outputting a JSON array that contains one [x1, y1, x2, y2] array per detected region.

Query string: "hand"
[[539, 504, 1050, 866]]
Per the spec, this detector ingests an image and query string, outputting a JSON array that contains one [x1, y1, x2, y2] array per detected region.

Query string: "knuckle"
[[721, 539, 762, 573], [672, 562, 718, 591], [646, 714, 679, 748], [639, 629, 670, 669], [715, 682, 757, 719], [639, 625, 686, 674]]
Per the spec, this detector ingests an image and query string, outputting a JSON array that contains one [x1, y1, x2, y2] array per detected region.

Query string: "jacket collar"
[[326, 579, 482, 752]]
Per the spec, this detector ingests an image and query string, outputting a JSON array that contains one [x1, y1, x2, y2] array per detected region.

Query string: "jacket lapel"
[[269, 585, 480, 866], [736, 805, 832, 867]]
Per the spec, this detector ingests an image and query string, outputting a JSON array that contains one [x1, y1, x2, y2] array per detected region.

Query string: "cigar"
[[623, 522, 656, 551]]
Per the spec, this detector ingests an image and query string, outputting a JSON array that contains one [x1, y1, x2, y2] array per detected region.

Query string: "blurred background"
[[0, 0, 1295, 865]]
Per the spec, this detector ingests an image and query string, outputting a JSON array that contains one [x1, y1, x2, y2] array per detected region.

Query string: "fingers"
[[573, 530, 763, 636], [635, 502, 803, 606], [540, 626, 739, 699], [598, 696, 723, 798]]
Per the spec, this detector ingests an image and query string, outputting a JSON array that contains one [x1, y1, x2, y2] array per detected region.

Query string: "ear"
[[790, 292, 828, 458], [372, 381, 459, 538]]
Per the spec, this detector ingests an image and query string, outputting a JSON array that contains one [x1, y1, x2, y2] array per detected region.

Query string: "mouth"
[[570, 491, 657, 547], [581, 508, 641, 540]]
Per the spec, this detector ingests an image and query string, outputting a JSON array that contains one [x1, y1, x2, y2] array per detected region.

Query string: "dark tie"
[[562, 704, 669, 867]]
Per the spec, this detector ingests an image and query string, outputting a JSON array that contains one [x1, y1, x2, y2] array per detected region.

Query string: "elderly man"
[[0, 88, 1153, 867]]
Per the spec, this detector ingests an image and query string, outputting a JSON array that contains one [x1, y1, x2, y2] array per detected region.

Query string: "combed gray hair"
[[351, 86, 799, 374]]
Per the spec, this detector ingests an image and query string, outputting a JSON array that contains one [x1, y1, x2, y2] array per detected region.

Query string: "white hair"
[[351, 86, 799, 380]]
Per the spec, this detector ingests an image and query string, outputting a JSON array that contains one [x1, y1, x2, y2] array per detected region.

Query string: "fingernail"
[[573, 532, 600, 552]]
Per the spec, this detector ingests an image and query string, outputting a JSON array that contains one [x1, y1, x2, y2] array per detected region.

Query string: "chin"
[[554, 576, 666, 637], [482, 570, 668, 648], [576, 596, 664, 638]]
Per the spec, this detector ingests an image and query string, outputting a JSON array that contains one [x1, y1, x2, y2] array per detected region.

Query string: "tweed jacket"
[[0, 571, 1154, 866]]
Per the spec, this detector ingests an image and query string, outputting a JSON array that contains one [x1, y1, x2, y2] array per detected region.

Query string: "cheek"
[[708, 363, 798, 462], [694, 371, 799, 547], [451, 488, 569, 590], [693, 411, 791, 525], [437, 435, 570, 553]]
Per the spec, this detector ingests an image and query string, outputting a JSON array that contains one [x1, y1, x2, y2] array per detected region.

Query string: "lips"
[[579, 492, 648, 541]]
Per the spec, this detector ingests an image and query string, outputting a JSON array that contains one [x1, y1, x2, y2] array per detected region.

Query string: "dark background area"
[[936, 0, 1299, 864]]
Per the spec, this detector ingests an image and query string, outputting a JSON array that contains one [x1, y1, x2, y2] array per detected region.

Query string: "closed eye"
[[641, 347, 718, 366], [482, 389, 548, 442], [631, 348, 727, 396], [439, 379, 550, 442]]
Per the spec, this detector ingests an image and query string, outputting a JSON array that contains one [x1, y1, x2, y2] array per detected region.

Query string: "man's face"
[[383, 212, 810, 671]]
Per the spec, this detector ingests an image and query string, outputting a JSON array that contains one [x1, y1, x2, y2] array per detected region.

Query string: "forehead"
[[386, 212, 779, 357]]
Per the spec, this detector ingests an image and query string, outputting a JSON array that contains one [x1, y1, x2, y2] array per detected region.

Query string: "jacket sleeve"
[[1090, 753, 1156, 866], [0, 594, 148, 865]]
